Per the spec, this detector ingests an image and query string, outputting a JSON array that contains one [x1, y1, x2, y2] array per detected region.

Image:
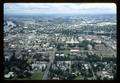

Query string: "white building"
[[87, 44, 92, 50], [84, 64, 89, 69], [93, 40, 102, 44], [60, 54, 64, 57], [78, 36, 84, 42], [66, 38, 79, 44], [56, 54, 59, 56], [4, 72, 14, 79], [31, 62, 47, 70], [70, 49, 80, 52]]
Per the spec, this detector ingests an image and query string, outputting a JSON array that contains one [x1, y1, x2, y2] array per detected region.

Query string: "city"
[[4, 3, 117, 80]]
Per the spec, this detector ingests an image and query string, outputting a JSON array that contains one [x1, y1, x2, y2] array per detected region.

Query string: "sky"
[[4, 3, 116, 15]]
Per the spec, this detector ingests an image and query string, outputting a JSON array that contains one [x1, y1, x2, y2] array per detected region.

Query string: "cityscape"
[[4, 3, 117, 80]]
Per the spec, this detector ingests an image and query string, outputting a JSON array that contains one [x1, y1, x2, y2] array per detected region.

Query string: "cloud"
[[4, 3, 116, 15]]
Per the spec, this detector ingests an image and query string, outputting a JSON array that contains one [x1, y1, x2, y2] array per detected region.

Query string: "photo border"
[[1, 0, 119, 83]]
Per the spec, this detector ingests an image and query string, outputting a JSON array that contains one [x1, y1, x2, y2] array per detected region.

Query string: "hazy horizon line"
[[4, 13, 116, 16]]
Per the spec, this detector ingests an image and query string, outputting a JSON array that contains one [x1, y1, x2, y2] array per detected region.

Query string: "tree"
[[67, 73, 76, 80]]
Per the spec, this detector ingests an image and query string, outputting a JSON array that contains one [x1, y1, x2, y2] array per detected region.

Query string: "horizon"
[[4, 13, 116, 17]]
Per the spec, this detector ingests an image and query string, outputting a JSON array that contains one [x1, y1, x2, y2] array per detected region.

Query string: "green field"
[[30, 70, 44, 80], [74, 75, 84, 80]]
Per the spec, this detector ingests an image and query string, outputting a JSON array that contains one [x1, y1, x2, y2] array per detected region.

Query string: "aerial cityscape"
[[4, 3, 116, 80]]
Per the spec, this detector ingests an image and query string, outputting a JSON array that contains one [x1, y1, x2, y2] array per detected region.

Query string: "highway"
[[88, 63, 96, 80], [42, 49, 56, 80]]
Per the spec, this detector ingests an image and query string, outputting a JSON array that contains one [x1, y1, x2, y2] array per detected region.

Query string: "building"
[[66, 38, 79, 44], [4, 72, 14, 79]]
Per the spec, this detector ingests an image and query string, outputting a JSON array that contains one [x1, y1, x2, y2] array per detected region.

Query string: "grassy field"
[[74, 75, 84, 80], [30, 70, 44, 80]]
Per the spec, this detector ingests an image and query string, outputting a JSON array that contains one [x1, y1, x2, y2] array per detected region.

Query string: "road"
[[88, 63, 96, 80], [42, 49, 56, 80]]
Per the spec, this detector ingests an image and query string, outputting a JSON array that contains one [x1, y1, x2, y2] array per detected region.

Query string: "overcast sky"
[[4, 3, 116, 15]]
